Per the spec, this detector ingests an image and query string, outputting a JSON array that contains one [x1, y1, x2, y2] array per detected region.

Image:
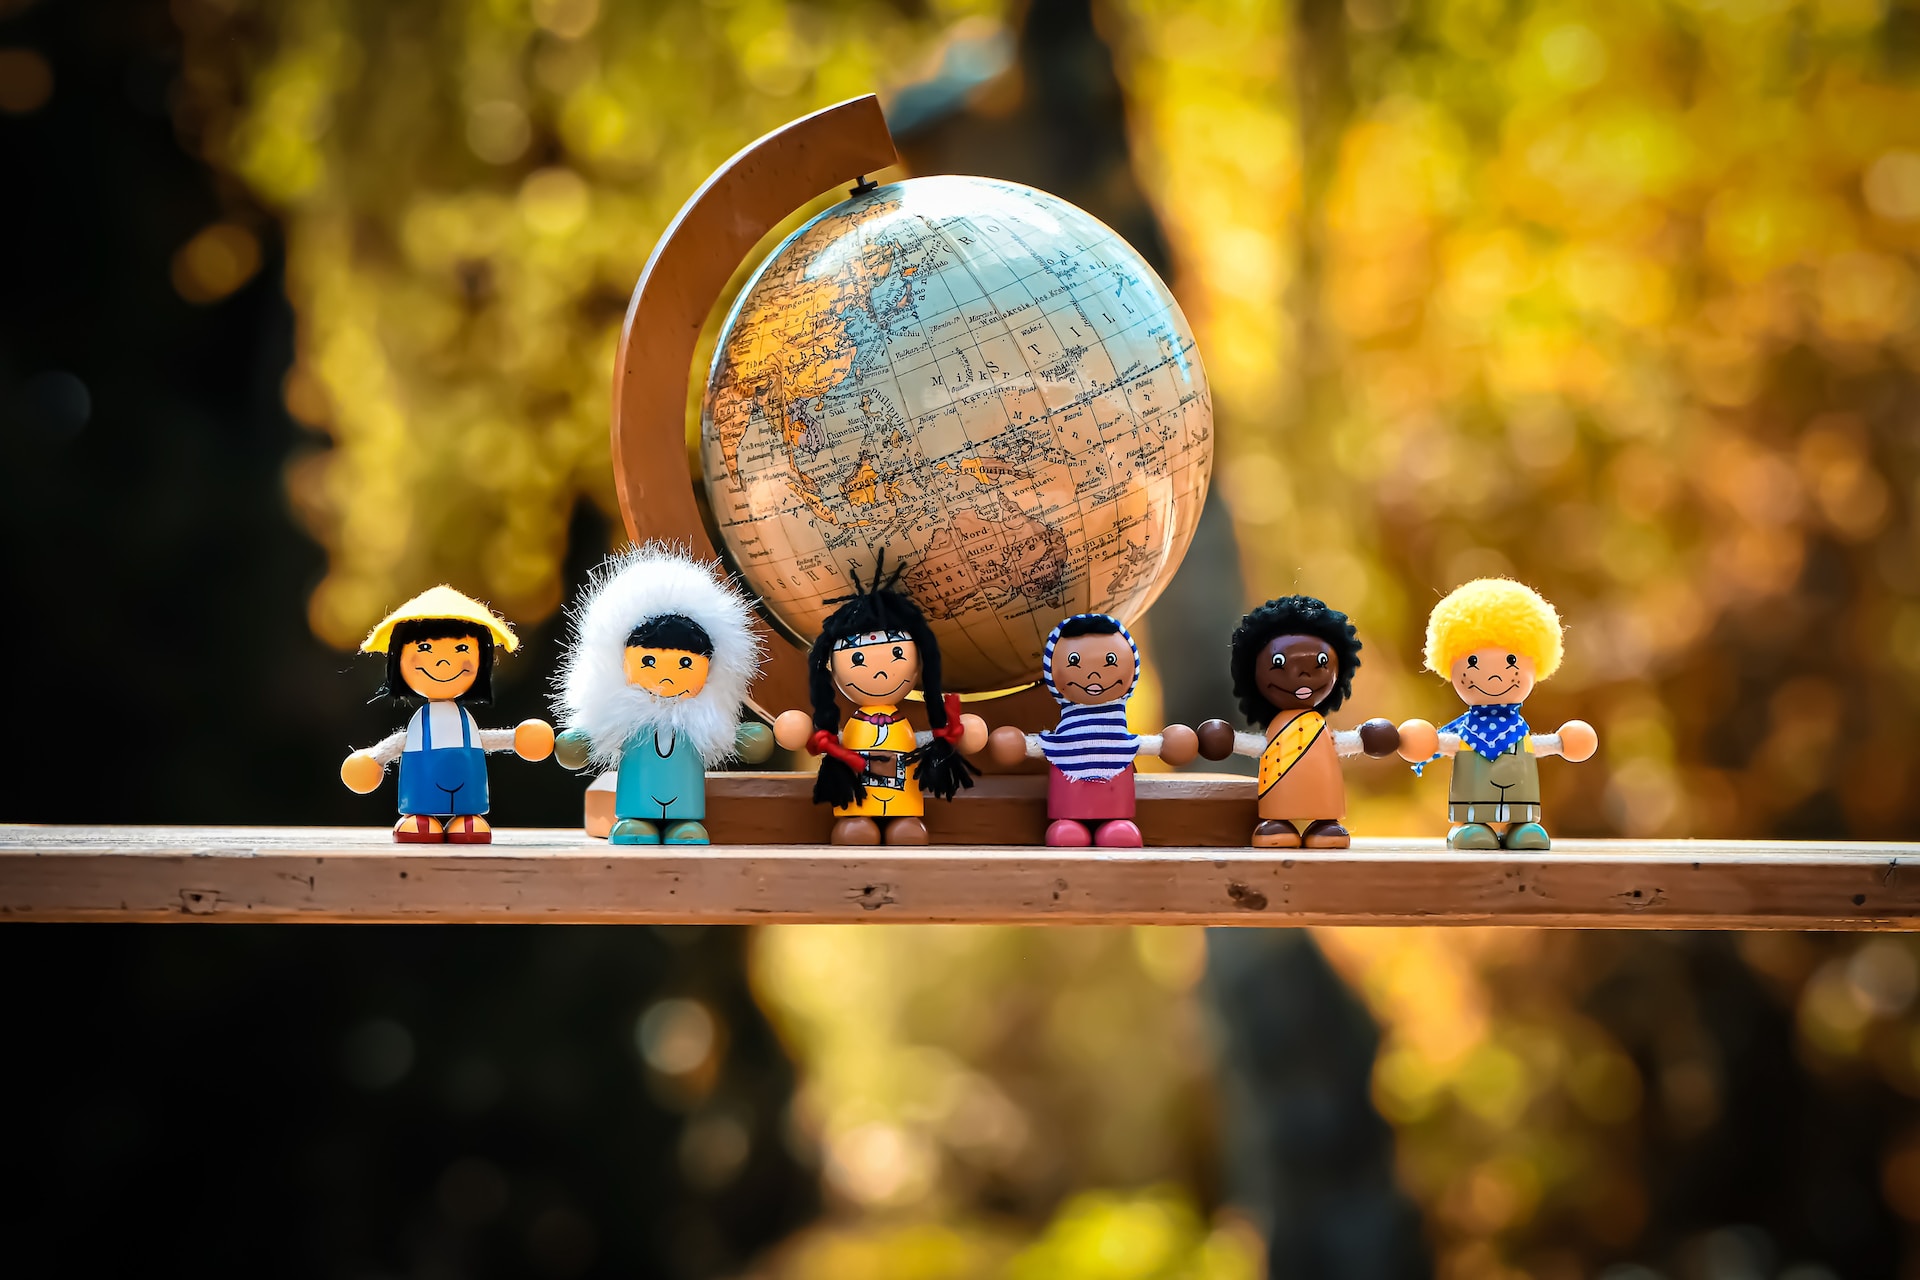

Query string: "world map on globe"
[[700, 175, 1213, 693]]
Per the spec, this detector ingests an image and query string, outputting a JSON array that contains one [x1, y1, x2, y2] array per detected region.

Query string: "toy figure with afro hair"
[[1196, 595, 1401, 849], [1395, 578, 1598, 850], [772, 554, 988, 846]]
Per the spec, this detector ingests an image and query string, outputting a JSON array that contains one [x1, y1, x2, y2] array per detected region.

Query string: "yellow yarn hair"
[[1423, 578, 1563, 679]]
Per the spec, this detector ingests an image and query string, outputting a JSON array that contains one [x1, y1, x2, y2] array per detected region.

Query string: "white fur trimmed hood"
[[555, 544, 764, 768]]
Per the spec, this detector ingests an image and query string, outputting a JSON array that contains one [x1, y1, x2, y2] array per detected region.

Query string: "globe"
[[700, 175, 1213, 693]]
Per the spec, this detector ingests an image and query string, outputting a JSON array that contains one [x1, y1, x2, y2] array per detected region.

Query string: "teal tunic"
[[616, 727, 707, 822]]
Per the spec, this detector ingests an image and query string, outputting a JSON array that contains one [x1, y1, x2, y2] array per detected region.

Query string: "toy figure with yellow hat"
[[1395, 579, 1598, 850], [340, 586, 555, 844]]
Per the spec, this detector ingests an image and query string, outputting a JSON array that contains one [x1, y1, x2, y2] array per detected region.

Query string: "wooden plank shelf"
[[4, 824, 1918, 929]]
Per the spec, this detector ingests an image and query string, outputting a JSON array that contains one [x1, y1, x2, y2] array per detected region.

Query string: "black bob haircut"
[[1054, 613, 1122, 639], [1228, 595, 1362, 726], [806, 552, 976, 808], [626, 614, 714, 656], [377, 617, 496, 707]]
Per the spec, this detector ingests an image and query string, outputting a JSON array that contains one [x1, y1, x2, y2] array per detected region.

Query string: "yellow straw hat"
[[360, 585, 519, 654]]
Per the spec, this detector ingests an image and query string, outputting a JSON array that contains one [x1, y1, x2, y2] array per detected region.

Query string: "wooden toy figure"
[[1196, 596, 1400, 849], [552, 545, 771, 845], [1395, 578, 1599, 850], [340, 586, 555, 843], [772, 556, 988, 845], [985, 613, 1198, 847]]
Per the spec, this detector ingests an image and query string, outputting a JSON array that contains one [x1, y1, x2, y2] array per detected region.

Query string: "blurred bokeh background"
[[5, 0, 1920, 1276]]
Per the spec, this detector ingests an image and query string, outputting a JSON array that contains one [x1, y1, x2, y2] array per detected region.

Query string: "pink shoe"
[[1093, 820, 1143, 848], [1046, 819, 1093, 847]]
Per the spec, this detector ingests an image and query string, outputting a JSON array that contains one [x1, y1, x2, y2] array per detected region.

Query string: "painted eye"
[[1066, 652, 1081, 666], [1506, 653, 1519, 667], [416, 642, 432, 653], [891, 646, 905, 661], [851, 652, 867, 667], [641, 655, 656, 668], [1105, 652, 1118, 667], [1316, 652, 1329, 668], [679, 656, 694, 669], [455, 642, 470, 653], [1466, 655, 1479, 668], [1271, 653, 1286, 668]]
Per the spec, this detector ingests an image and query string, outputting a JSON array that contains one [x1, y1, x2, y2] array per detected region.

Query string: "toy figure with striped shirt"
[[1196, 595, 1400, 849], [986, 614, 1199, 848]]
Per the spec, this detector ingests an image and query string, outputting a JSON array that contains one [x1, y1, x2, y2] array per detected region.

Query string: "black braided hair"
[[806, 553, 977, 807], [1228, 595, 1363, 726]]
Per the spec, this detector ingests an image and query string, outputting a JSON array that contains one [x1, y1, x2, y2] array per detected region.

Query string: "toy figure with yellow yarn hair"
[[339, 586, 555, 844], [1396, 579, 1598, 851]]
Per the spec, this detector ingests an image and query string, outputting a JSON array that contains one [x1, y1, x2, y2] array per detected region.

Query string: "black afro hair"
[[1228, 595, 1362, 726]]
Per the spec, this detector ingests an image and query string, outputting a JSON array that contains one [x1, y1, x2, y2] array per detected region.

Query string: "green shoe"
[[1447, 823, 1500, 850], [663, 820, 710, 846], [609, 818, 661, 845], [1502, 822, 1551, 851]]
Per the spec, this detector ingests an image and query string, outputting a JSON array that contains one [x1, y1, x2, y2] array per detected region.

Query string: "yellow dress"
[[1256, 710, 1345, 821], [835, 705, 924, 818]]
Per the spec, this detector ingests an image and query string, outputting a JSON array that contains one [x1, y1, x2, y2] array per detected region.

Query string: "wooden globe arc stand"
[[610, 92, 1056, 732]]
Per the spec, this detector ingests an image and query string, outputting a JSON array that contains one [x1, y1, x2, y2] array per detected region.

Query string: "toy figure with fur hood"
[[340, 586, 555, 844], [1196, 595, 1400, 848], [1395, 578, 1598, 850], [553, 545, 771, 845], [985, 613, 1198, 847], [772, 554, 988, 846]]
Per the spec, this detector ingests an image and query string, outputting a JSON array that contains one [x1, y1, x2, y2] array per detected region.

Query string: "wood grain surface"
[[3, 822, 1916, 929]]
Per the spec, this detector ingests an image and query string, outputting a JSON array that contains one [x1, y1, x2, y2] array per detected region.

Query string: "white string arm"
[[478, 728, 519, 753], [1232, 731, 1265, 758], [358, 730, 407, 768], [1135, 733, 1163, 757], [1435, 732, 1463, 757], [1528, 732, 1565, 759], [1333, 729, 1363, 758]]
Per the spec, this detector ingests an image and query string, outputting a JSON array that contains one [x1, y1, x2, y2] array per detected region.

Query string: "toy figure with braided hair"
[[1196, 595, 1401, 849], [1395, 578, 1598, 850], [772, 555, 988, 845]]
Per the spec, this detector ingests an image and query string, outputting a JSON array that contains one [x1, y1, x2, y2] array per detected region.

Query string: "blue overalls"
[[397, 705, 490, 817]]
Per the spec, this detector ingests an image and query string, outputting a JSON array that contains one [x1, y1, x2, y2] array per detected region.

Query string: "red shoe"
[[1093, 820, 1143, 848], [445, 816, 493, 845], [394, 815, 444, 843], [1045, 819, 1093, 847]]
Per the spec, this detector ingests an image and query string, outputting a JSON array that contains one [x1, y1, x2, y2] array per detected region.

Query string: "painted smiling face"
[[1255, 634, 1338, 713], [1449, 646, 1537, 706], [830, 639, 921, 704], [624, 646, 712, 699], [1052, 633, 1135, 705], [399, 635, 480, 701]]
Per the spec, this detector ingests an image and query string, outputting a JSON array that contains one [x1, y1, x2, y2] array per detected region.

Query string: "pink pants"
[[1048, 763, 1137, 821]]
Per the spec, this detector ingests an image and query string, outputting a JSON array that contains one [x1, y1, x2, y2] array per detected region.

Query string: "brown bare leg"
[[831, 817, 882, 845], [883, 816, 929, 845]]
